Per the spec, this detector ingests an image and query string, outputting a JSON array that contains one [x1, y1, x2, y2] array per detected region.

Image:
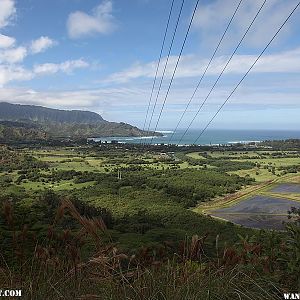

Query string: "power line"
[[149, 0, 200, 145], [193, 1, 300, 145], [168, 0, 243, 144], [144, 0, 186, 144], [140, 0, 176, 145], [177, 0, 267, 145]]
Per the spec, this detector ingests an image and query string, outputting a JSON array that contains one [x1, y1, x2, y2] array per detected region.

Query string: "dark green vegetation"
[[1, 141, 300, 298], [0, 102, 161, 139], [0, 121, 48, 142], [0, 145, 253, 250], [261, 139, 300, 150]]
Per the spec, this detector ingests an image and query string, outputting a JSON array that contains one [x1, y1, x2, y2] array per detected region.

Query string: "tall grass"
[[0, 198, 295, 299]]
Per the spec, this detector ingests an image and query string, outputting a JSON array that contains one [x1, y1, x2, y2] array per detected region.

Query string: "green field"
[[26, 149, 205, 176], [231, 157, 300, 166], [186, 152, 207, 159], [20, 179, 96, 191], [229, 168, 277, 182], [185, 150, 300, 182]]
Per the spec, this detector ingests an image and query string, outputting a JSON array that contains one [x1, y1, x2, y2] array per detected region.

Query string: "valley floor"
[[1, 142, 300, 298]]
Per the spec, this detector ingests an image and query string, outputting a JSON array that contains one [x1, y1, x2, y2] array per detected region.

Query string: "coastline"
[[89, 129, 300, 146]]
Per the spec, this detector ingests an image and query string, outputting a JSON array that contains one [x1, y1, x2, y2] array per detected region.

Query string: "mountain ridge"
[[0, 102, 105, 124], [0, 102, 161, 138]]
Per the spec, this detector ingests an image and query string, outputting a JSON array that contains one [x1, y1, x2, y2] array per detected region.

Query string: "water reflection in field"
[[211, 195, 300, 230], [269, 183, 300, 194]]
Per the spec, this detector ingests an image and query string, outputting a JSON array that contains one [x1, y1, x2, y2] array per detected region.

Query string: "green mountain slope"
[[0, 102, 161, 138], [0, 121, 47, 142]]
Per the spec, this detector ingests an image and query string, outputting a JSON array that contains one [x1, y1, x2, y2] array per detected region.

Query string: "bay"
[[92, 129, 300, 146]]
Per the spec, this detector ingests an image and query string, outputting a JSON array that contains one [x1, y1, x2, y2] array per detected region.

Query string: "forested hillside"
[[0, 102, 105, 124], [0, 102, 161, 138]]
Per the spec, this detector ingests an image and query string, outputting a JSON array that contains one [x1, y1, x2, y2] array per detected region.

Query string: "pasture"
[[186, 150, 300, 182]]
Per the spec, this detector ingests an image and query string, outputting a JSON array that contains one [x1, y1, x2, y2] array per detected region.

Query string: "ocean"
[[92, 129, 300, 146]]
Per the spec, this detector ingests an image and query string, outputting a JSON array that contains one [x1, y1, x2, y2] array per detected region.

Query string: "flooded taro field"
[[211, 213, 288, 230], [210, 185, 300, 230], [269, 183, 300, 193]]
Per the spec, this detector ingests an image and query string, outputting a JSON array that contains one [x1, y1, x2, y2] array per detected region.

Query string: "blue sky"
[[0, 0, 300, 130]]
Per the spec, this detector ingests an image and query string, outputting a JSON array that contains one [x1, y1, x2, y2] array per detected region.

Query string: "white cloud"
[[0, 87, 103, 109], [0, 58, 89, 86], [0, 65, 33, 87], [0, 46, 27, 63], [33, 63, 59, 75], [105, 47, 300, 83], [30, 36, 56, 54], [67, 0, 116, 39], [60, 59, 89, 73], [0, 0, 16, 29], [193, 0, 299, 48], [0, 34, 15, 48], [0, 80, 300, 125], [33, 59, 89, 75]]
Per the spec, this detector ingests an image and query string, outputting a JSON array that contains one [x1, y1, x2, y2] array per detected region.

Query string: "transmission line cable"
[[144, 0, 186, 144], [140, 0, 176, 145], [177, 0, 267, 145], [192, 1, 300, 145], [149, 0, 200, 145], [168, 0, 243, 144]]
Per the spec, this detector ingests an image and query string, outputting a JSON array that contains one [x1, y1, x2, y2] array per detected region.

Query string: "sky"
[[0, 0, 300, 131]]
